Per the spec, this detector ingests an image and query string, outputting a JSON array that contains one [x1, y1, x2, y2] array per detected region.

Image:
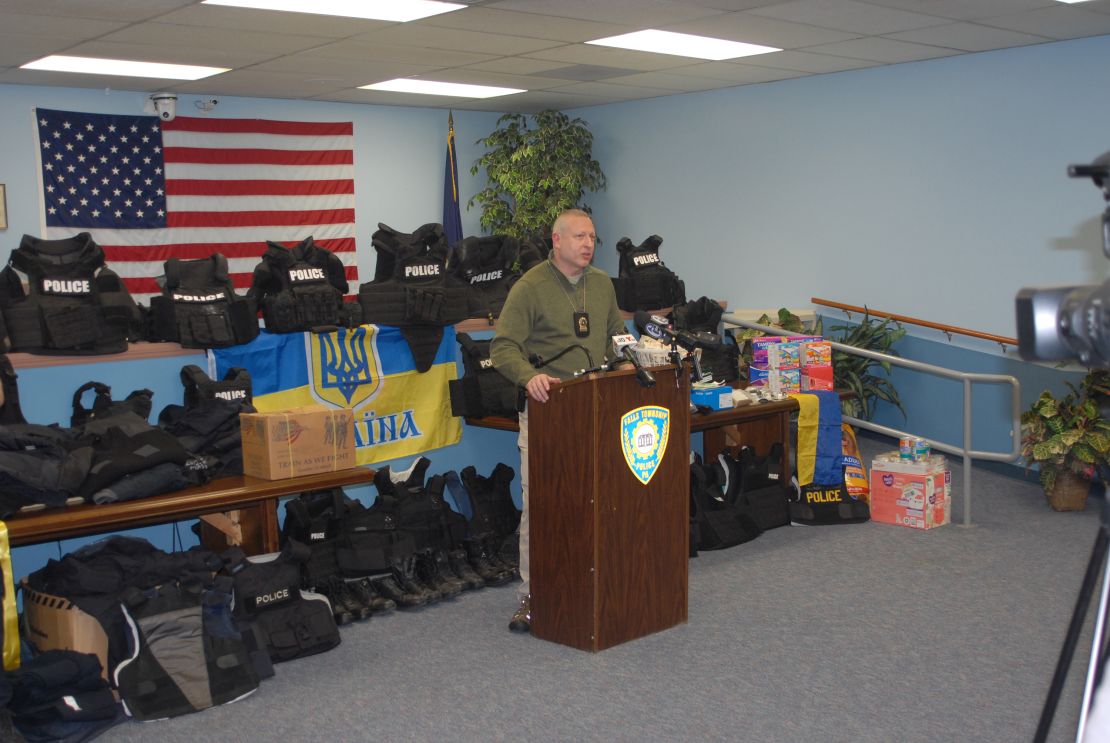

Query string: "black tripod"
[[1035, 490, 1110, 742]]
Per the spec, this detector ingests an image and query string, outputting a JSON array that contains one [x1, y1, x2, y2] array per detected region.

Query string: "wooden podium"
[[528, 365, 690, 651]]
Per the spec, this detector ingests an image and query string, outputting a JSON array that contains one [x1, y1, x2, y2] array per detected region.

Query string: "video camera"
[[1016, 152, 1110, 366]]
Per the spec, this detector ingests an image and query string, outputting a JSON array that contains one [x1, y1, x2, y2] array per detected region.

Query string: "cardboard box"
[[240, 406, 356, 480], [691, 385, 734, 410], [22, 583, 110, 681], [751, 338, 800, 369], [800, 340, 832, 367], [869, 453, 951, 529], [802, 365, 834, 391], [749, 365, 801, 394]]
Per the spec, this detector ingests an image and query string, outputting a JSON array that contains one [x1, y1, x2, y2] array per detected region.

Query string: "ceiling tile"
[[746, 0, 953, 34], [884, 21, 1051, 52], [485, 0, 724, 26], [736, 49, 877, 73], [461, 57, 580, 75], [0, 67, 179, 93], [848, 1, 1061, 22], [979, 6, 1110, 39], [522, 44, 693, 72], [414, 7, 634, 43], [169, 68, 352, 99], [284, 39, 499, 68], [351, 24, 565, 56], [64, 39, 281, 69], [154, 4, 395, 38], [0, 34, 99, 68], [802, 36, 964, 63], [547, 80, 682, 100], [0, 12, 126, 38], [0, 0, 196, 22], [663, 60, 808, 83], [248, 54, 441, 80], [96, 21, 330, 56], [602, 70, 740, 91], [408, 68, 565, 90], [663, 11, 862, 48]]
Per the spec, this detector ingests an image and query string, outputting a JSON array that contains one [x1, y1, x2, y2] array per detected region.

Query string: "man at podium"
[[490, 209, 628, 634]]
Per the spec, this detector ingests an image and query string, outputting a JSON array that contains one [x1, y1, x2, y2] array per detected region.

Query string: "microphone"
[[633, 311, 724, 351], [611, 333, 656, 387]]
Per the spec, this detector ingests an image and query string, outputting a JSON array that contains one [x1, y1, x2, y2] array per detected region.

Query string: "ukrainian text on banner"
[[34, 108, 357, 305], [210, 324, 461, 465]]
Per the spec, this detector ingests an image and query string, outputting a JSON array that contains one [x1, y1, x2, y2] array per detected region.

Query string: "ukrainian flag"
[[211, 324, 461, 466]]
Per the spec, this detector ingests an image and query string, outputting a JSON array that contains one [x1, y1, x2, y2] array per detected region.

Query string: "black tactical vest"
[[281, 488, 344, 590], [0, 355, 27, 425], [358, 223, 468, 372], [247, 236, 359, 333], [224, 542, 341, 663], [672, 296, 739, 384], [789, 481, 871, 525], [457, 463, 520, 542], [384, 458, 467, 553], [0, 233, 142, 355], [447, 234, 522, 320], [333, 491, 416, 578], [612, 234, 686, 311], [518, 234, 551, 272], [448, 332, 523, 419], [70, 381, 154, 429], [115, 577, 259, 720], [180, 364, 253, 408], [149, 254, 259, 349]]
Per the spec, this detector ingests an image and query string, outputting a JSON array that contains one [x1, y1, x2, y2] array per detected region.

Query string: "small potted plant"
[[1020, 370, 1110, 511]]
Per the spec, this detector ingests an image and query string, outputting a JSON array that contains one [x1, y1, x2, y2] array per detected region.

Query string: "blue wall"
[[4, 34, 1110, 578]]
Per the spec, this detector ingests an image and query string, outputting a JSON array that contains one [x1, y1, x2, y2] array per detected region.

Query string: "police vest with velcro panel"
[[281, 488, 345, 590], [447, 234, 522, 320], [0, 232, 142, 355], [457, 463, 520, 542], [180, 364, 253, 409], [612, 234, 686, 311], [224, 542, 340, 663], [333, 490, 416, 578], [358, 222, 468, 372], [149, 254, 259, 349], [115, 577, 259, 721], [383, 458, 467, 553], [247, 236, 359, 333], [449, 332, 524, 419]]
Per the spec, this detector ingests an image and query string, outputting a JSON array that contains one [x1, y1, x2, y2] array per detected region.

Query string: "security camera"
[[150, 92, 177, 122]]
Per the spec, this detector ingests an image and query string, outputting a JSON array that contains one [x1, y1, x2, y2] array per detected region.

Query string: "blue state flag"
[[211, 324, 461, 466], [443, 112, 463, 248]]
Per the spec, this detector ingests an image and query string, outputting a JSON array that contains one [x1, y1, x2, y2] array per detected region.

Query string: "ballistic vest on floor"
[[224, 543, 341, 663], [115, 577, 259, 720], [281, 488, 344, 590], [0, 233, 141, 355], [180, 364, 253, 409], [334, 491, 416, 578], [447, 234, 522, 320], [448, 333, 523, 419], [789, 481, 871, 525], [384, 458, 467, 553], [457, 463, 519, 542], [358, 223, 468, 372], [612, 234, 686, 311], [247, 237, 357, 333], [149, 254, 259, 349]]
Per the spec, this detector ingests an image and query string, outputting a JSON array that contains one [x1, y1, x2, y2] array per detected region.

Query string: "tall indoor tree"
[[469, 110, 607, 240]]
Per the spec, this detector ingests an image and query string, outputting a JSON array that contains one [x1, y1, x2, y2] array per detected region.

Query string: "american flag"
[[34, 108, 358, 305]]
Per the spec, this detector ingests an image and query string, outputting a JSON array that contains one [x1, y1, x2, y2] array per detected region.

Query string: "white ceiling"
[[2, 0, 1109, 112]]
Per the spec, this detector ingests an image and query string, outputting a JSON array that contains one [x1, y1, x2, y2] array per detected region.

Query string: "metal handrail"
[[722, 313, 1023, 526]]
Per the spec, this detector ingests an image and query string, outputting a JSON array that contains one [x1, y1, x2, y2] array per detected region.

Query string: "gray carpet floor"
[[99, 435, 1102, 743]]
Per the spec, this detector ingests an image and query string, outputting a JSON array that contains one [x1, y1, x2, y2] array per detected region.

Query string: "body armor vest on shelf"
[[358, 222, 468, 372], [518, 234, 551, 272], [247, 237, 359, 333], [180, 364, 253, 409], [115, 577, 259, 721], [447, 234, 522, 320], [384, 458, 467, 553], [612, 234, 686, 311], [672, 296, 739, 384], [224, 543, 341, 663], [149, 254, 259, 349], [70, 381, 154, 429], [0, 424, 91, 516], [0, 233, 141, 355], [448, 333, 523, 419], [457, 463, 520, 542]]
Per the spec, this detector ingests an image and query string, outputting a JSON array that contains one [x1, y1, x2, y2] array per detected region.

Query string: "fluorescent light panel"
[[361, 79, 524, 98], [202, 0, 464, 22], [21, 55, 228, 80], [586, 30, 780, 61]]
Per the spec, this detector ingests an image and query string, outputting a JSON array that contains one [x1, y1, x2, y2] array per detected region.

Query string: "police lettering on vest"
[[612, 234, 686, 312], [41, 278, 91, 294], [149, 253, 259, 349], [247, 236, 355, 334], [446, 234, 522, 320]]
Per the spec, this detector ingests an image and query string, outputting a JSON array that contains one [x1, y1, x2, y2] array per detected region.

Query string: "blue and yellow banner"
[[211, 325, 461, 466]]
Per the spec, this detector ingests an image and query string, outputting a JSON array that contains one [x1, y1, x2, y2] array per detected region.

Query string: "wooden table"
[[4, 467, 375, 554]]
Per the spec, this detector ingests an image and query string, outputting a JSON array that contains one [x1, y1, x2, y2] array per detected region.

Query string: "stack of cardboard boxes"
[[747, 336, 833, 394]]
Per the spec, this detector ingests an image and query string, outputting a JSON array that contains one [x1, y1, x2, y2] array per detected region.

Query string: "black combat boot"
[[447, 547, 486, 591], [348, 576, 395, 614]]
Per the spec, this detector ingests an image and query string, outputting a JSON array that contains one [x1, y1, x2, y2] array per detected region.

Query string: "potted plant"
[[1021, 370, 1110, 511], [469, 110, 606, 240]]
